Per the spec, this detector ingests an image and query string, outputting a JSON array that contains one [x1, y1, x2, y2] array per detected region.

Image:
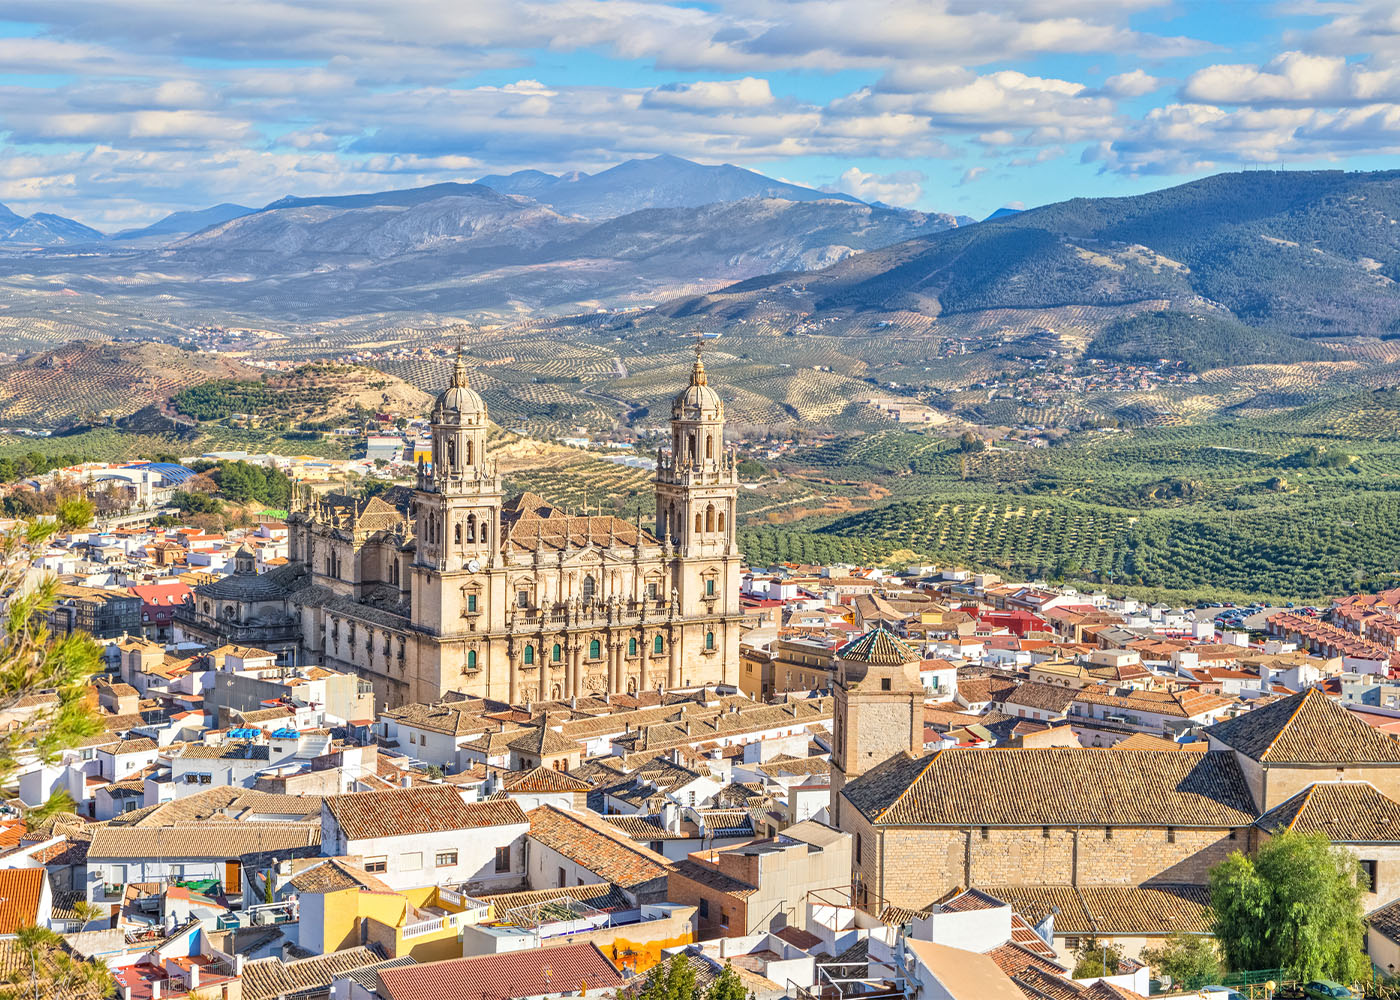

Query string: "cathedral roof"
[[500, 492, 657, 553], [433, 351, 485, 421]]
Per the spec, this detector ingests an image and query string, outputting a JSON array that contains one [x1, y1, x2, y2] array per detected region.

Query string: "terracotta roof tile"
[[526, 805, 670, 890], [378, 941, 624, 1000], [0, 869, 44, 934], [501, 766, 590, 793], [838, 628, 918, 665], [1257, 781, 1400, 842], [843, 748, 1255, 828], [326, 786, 527, 841], [242, 946, 383, 1000], [979, 884, 1212, 936], [1206, 688, 1400, 763]]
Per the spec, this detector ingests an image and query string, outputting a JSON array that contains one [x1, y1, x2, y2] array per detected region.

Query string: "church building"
[[176, 349, 744, 708]]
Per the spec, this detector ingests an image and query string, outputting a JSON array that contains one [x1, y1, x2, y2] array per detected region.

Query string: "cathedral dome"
[[434, 353, 486, 422], [672, 348, 723, 418]]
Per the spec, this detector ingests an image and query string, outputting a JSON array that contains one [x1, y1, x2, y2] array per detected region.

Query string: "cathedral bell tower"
[[411, 352, 502, 635], [655, 343, 738, 558]]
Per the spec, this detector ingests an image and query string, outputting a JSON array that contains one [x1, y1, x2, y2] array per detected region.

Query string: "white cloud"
[[960, 166, 988, 184], [824, 166, 925, 205], [1103, 69, 1161, 97], [643, 78, 775, 110]]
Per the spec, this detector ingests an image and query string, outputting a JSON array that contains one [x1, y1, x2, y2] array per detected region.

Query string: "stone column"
[[569, 642, 581, 698], [669, 635, 681, 688], [638, 633, 649, 692]]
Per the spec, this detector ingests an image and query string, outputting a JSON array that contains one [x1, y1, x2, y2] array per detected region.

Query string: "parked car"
[[1302, 981, 1354, 999]]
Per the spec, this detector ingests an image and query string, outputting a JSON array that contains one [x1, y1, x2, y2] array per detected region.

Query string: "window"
[[688, 791, 696, 806], [523, 645, 535, 665], [705, 631, 715, 650], [1064, 936, 1081, 950], [1104, 827, 1113, 840], [855, 834, 862, 863], [558, 867, 567, 886], [1228, 829, 1237, 840], [517, 590, 530, 608], [401, 852, 422, 871], [881, 678, 891, 691], [435, 851, 458, 867], [980, 827, 989, 840], [199, 773, 211, 784], [466, 593, 478, 613], [454, 524, 462, 544], [647, 582, 659, 600], [466, 649, 478, 670], [628, 638, 637, 656], [1361, 859, 1378, 891], [552, 643, 563, 662], [705, 578, 715, 596], [654, 635, 664, 654], [719, 908, 730, 928], [589, 639, 601, 659], [365, 857, 387, 874], [699, 898, 710, 919], [1166, 827, 1176, 844], [582, 575, 596, 602], [495, 846, 511, 873]]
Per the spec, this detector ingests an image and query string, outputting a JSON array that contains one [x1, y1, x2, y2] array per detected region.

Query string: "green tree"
[[0, 502, 103, 805], [635, 955, 699, 1000], [1071, 937, 1123, 978], [1141, 932, 1223, 989], [1209, 830, 1369, 982], [957, 431, 985, 453], [705, 963, 752, 1000]]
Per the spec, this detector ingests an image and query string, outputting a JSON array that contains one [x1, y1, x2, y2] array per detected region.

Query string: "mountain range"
[[0, 155, 926, 247], [659, 169, 1400, 349]]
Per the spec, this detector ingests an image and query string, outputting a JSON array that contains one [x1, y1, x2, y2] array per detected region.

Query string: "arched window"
[[705, 631, 715, 650], [552, 685, 561, 700], [523, 644, 535, 665], [706, 435, 713, 459], [582, 575, 596, 602], [466, 514, 476, 542], [659, 508, 668, 538], [552, 643, 563, 662], [628, 637, 638, 656], [466, 439, 473, 465], [447, 439, 456, 467], [695, 511, 702, 533], [717, 511, 725, 533], [705, 504, 714, 532], [466, 649, 477, 670], [454, 523, 462, 544], [589, 639, 601, 659], [628, 678, 637, 696], [653, 635, 664, 654], [688, 434, 696, 461]]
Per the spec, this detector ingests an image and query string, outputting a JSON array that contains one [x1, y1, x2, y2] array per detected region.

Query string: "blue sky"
[[0, 1, 1398, 228]]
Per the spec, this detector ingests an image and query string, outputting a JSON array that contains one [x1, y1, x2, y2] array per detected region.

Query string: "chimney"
[[401, 772, 412, 788], [151, 982, 161, 1000], [188, 965, 200, 990]]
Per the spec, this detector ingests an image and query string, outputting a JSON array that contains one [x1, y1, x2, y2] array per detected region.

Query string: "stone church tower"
[[410, 353, 503, 635], [830, 628, 925, 827], [655, 345, 741, 626]]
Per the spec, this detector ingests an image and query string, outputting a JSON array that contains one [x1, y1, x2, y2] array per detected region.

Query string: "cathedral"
[[175, 349, 744, 709]]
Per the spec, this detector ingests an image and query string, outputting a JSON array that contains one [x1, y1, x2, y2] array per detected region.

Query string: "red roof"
[[378, 942, 625, 1000], [0, 868, 45, 934]]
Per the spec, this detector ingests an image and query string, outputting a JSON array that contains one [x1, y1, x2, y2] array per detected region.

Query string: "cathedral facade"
[[176, 350, 744, 710]]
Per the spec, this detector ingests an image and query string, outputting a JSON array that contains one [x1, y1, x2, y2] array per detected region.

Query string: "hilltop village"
[[6, 358, 1400, 999]]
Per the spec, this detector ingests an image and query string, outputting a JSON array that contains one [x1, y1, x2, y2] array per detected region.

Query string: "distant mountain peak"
[[471, 153, 863, 219]]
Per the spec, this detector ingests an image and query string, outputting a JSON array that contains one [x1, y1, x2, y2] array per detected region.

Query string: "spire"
[[690, 335, 708, 387], [452, 340, 470, 389]]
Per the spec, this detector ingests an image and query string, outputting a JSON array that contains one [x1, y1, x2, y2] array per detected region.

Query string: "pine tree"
[[0, 500, 104, 808]]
